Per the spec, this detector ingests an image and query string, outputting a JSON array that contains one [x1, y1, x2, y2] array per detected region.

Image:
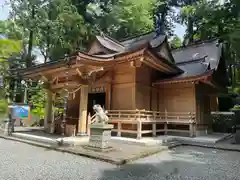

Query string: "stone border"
[[0, 134, 169, 165], [181, 142, 240, 152]]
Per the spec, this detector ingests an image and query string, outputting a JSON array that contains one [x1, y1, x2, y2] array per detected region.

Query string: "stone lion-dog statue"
[[92, 104, 109, 124]]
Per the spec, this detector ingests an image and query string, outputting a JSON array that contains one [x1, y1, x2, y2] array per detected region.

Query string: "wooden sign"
[[9, 104, 30, 120], [90, 86, 106, 93]]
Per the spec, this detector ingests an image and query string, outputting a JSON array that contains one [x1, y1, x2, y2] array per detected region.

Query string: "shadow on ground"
[[97, 147, 234, 180]]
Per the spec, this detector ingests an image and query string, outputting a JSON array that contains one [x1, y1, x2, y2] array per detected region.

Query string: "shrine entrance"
[[88, 92, 106, 116]]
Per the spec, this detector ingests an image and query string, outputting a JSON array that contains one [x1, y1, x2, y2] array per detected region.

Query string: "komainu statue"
[[93, 104, 109, 124]]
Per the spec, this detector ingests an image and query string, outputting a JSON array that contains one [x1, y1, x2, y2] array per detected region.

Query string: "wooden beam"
[[40, 74, 49, 82], [50, 81, 80, 90], [49, 77, 57, 84], [76, 68, 82, 77], [78, 85, 88, 135]]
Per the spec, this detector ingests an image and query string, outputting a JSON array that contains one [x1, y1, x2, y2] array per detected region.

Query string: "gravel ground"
[[1, 138, 240, 180]]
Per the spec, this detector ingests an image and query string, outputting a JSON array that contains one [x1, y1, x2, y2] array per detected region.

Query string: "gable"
[[88, 40, 112, 55], [156, 41, 175, 63]]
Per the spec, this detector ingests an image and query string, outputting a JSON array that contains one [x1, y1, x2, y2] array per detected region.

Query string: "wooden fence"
[[106, 110, 196, 139]]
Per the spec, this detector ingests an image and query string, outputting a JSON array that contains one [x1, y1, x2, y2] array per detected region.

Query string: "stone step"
[[110, 136, 174, 147], [10, 132, 89, 146], [11, 132, 58, 146]]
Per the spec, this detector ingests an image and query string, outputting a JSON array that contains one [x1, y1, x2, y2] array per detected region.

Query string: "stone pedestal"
[[3, 119, 13, 135], [86, 123, 113, 152]]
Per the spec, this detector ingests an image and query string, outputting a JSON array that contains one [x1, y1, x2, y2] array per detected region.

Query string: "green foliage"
[[29, 87, 46, 119], [106, 0, 154, 39], [170, 36, 182, 48], [29, 85, 64, 119], [0, 99, 8, 115], [231, 104, 240, 110], [0, 38, 22, 100]]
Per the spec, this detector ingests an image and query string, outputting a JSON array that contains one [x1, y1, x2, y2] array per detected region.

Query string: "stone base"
[[87, 123, 113, 151], [77, 132, 88, 136], [83, 145, 114, 152], [234, 126, 240, 144], [196, 125, 213, 136]]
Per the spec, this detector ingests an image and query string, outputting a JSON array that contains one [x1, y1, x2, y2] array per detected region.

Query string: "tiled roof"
[[172, 40, 222, 70], [96, 32, 166, 53], [94, 33, 223, 82]]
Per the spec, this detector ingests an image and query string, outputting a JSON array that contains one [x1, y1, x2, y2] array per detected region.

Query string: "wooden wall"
[[111, 63, 136, 110], [135, 64, 152, 110], [157, 83, 196, 113], [66, 90, 80, 125]]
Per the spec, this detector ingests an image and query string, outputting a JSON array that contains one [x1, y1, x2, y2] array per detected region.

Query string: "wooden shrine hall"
[[20, 32, 229, 139]]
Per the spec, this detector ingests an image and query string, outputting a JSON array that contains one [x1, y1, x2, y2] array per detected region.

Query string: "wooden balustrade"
[[107, 110, 196, 139], [53, 110, 196, 138]]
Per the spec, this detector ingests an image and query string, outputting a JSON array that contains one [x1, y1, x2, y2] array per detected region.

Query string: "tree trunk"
[[26, 5, 35, 68]]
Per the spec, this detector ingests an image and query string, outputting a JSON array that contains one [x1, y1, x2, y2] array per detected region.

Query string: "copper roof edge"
[[153, 69, 214, 85], [171, 38, 220, 52]]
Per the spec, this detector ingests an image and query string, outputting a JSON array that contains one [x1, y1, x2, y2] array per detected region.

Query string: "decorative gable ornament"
[[154, 13, 162, 37]]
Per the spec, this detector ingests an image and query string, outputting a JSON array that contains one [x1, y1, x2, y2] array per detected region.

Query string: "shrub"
[[211, 112, 235, 133], [0, 99, 8, 115]]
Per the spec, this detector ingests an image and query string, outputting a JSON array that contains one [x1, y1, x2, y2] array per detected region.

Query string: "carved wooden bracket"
[[130, 59, 143, 67], [76, 67, 104, 81]]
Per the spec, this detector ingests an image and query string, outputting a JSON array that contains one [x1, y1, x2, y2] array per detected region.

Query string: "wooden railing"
[[107, 110, 196, 139], [87, 113, 96, 135]]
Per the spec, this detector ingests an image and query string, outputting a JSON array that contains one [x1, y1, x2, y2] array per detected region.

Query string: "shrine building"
[[20, 32, 229, 139]]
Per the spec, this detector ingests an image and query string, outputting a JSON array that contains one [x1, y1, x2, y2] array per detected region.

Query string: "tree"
[[106, 0, 154, 39], [0, 38, 21, 102], [178, 0, 202, 45], [35, 0, 87, 61], [150, 0, 180, 36]]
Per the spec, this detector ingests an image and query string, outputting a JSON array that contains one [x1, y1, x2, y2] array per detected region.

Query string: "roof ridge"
[[172, 38, 220, 51], [119, 31, 154, 42], [176, 56, 207, 65], [100, 33, 124, 47]]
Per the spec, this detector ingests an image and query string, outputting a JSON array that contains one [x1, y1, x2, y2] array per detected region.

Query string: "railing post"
[[164, 110, 168, 135], [138, 110, 141, 121], [117, 121, 121, 137], [87, 113, 91, 136], [137, 120, 142, 139], [189, 112, 195, 137], [164, 122, 167, 135], [152, 123, 156, 137]]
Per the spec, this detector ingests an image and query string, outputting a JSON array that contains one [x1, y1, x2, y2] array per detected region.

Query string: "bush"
[[231, 104, 240, 110], [0, 99, 8, 115], [211, 112, 235, 133]]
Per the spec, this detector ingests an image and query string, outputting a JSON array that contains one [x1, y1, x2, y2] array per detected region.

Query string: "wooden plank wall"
[[195, 83, 215, 129], [66, 90, 80, 125], [111, 63, 136, 110], [157, 83, 196, 113], [135, 64, 152, 110]]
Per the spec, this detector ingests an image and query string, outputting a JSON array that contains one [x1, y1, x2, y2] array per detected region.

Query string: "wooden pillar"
[[117, 121, 121, 137], [78, 85, 88, 135], [49, 93, 56, 134], [152, 123, 156, 137], [105, 83, 112, 110]]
